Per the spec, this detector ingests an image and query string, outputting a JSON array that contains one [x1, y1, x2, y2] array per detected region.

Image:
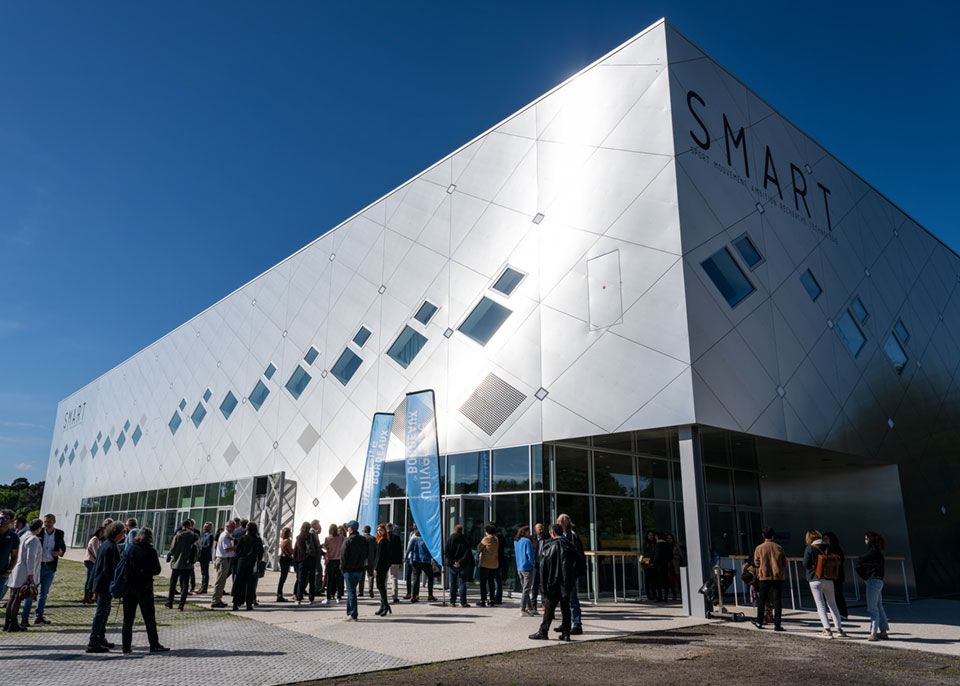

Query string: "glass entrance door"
[[444, 494, 489, 573], [735, 508, 763, 556]]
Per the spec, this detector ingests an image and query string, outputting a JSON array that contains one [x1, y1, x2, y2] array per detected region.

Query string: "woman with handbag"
[[232, 521, 264, 611], [4, 519, 42, 632], [802, 529, 846, 638]]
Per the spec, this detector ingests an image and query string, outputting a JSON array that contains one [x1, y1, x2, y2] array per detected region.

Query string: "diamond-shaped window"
[[458, 297, 512, 345], [91, 442, 99, 458], [387, 326, 427, 369], [132, 425, 143, 446], [353, 326, 372, 347], [285, 366, 312, 400], [304, 346, 319, 365], [894, 319, 910, 344], [264, 363, 277, 380], [249, 380, 270, 411], [179, 399, 187, 411], [103, 435, 113, 454], [491, 267, 525, 296], [203, 388, 212, 402], [169, 412, 182, 435], [220, 391, 238, 420], [414, 301, 438, 325], [191, 402, 207, 428], [123, 419, 131, 432], [116, 432, 126, 450], [330, 348, 363, 386]]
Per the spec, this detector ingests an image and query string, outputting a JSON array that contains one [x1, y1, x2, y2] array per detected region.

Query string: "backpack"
[[110, 546, 134, 599], [815, 552, 842, 580]]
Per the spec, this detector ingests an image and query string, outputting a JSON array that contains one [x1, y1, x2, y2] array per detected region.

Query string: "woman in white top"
[[4, 519, 43, 632]]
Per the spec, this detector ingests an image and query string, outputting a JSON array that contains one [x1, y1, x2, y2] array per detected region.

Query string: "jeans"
[[569, 584, 582, 627], [122, 586, 160, 651], [168, 569, 191, 609], [539, 590, 571, 635], [83, 561, 95, 595], [21, 562, 56, 622], [809, 579, 843, 630], [518, 570, 534, 611], [343, 570, 362, 618], [448, 566, 468, 606], [479, 567, 497, 604], [200, 557, 211, 591], [865, 578, 889, 634], [89, 591, 113, 646], [756, 579, 783, 627]]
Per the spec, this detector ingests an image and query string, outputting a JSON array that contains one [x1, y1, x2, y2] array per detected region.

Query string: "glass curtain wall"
[[74, 479, 237, 551]]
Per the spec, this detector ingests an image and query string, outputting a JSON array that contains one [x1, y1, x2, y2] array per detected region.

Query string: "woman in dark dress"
[[374, 523, 393, 616], [122, 527, 169, 654], [232, 522, 265, 611]]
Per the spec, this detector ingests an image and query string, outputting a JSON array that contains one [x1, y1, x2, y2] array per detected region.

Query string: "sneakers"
[[820, 629, 834, 638], [836, 630, 848, 638], [877, 631, 890, 640]]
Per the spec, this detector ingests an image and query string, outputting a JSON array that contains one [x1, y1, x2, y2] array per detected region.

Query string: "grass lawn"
[[1, 558, 236, 636]]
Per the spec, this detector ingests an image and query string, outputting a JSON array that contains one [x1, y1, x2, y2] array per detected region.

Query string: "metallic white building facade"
[[43, 20, 960, 598]]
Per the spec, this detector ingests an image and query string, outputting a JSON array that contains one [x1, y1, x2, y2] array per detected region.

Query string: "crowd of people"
[[1, 502, 896, 653], [745, 527, 892, 641]]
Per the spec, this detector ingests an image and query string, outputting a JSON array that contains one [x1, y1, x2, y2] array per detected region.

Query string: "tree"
[[0, 479, 45, 518]]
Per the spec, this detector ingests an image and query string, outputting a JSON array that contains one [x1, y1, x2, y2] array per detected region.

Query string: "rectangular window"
[[701, 247, 755, 308], [836, 310, 867, 357], [168, 413, 182, 435], [851, 296, 869, 323], [190, 402, 207, 428], [883, 333, 908, 374], [458, 296, 512, 345], [304, 346, 319, 365], [285, 365, 312, 399], [446, 452, 482, 495], [894, 319, 910, 344], [492, 446, 529, 492], [492, 266, 525, 296], [414, 301, 438, 325], [330, 348, 363, 386], [203, 388, 212, 403], [220, 391, 238, 420], [353, 326, 372, 347], [387, 325, 428, 369], [732, 233, 763, 270], [264, 363, 277, 380], [249, 380, 270, 410], [800, 269, 822, 302]]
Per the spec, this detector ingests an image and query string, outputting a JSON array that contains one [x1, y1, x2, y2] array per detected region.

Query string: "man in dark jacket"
[[122, 528, 168, 654], [493, 523, 508, 605], [652, 532, 674, 603], [557, 514, 585, 635], [165, 520, 197, 611], [340, 521, 367, 620], [198, 522, 214, 594], [445, 524, 473, 607], [386, 522, 404, 603], [529, 524, 576, 641], [360, 525, 377, 598], [86, 521, 126, 653]]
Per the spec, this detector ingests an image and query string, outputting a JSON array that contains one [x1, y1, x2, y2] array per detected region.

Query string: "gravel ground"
[[301, 624, 960, 686]]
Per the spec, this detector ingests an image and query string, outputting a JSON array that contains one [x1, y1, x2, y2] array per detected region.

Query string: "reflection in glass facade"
[[75, 479, 237, 551]]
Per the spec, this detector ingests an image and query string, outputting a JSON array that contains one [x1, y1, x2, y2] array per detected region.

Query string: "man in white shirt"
[[211, 521, 237, 608]]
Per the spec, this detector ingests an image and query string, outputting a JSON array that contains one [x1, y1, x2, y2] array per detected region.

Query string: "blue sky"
[[1, 2, 957, 483]]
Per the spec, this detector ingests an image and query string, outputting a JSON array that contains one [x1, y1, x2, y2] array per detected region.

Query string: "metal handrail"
[[583, 550, 646, 604], [723, 554, 910, 610]]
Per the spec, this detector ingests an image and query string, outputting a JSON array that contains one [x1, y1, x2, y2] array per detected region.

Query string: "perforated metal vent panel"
[[391, 397, 407, 443], [459, 373, 527, 436]]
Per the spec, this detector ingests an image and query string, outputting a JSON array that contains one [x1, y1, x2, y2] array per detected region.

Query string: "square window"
[[220, 391, 238, 420], [203, 388, 212, 402], [168, 413, 182, 435], [179, 399, 186, 411], [304, 346, 319, 365], [851, 296, 869, 323], [285, 365, 312, 399], [249, 380, 271, 411], [132, 425, 142, 446], [414, 301, 438, 325], [836, 310, 867, 357], [458, 297, 512, 345], [732, 233, 764, 270], [387, 325, 428, 369], [264, 363, 277, 380], [701, 247, 755, 308], [330, 348, 363, 386], [883, 333, 908, 374], [894, 319, 910, 344], [800, 269, 822, 302], [491, 266, 525, 296], [353, 326, 372, 347], [190, 402, 207, 428]]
